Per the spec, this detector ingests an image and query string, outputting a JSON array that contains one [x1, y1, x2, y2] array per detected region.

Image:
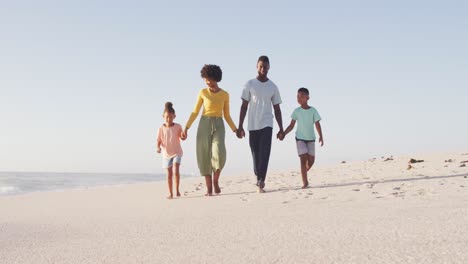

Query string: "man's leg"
[[257, 127, 273, 188]]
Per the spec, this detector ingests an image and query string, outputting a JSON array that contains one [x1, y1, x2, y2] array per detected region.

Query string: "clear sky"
[[1, 0, 467, 175]]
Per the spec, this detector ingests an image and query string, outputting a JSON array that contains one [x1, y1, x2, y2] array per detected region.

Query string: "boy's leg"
[[167, 166, 174, 199], [174, 162, 181, 197], [306, 142, 316, 171], [307, 155, 315, 171], [299, 154, 309, 188]]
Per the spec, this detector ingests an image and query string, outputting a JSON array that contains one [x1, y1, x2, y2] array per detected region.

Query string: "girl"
[[182, 64, 237, 196], [157, 102, 186, 199]]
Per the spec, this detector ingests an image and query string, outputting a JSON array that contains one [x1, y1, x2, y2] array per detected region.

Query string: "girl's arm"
[[156, 129, 162, 153], [315, 121, 324, 146]]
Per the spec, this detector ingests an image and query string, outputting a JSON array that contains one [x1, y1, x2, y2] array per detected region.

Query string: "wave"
[[0, 186, 20, 195]]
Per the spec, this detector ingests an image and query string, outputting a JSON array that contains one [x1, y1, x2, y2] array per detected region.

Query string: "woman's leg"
[[204, 175, 213, 196], [213, 169, 221, 194], [211, 119, 225, 194]]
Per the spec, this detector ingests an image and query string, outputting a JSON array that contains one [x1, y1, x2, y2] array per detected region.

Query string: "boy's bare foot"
[[167, 195, 173, 199], [205, 192, 213, 197], [213, 181, 221, 194], [257, 187, 266, 193]]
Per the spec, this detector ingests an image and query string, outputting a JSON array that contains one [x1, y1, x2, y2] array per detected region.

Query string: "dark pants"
[[249, 127, 273, 186]]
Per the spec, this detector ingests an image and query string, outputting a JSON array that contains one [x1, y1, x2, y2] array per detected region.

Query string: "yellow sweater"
[[185, 88, 237, 132]]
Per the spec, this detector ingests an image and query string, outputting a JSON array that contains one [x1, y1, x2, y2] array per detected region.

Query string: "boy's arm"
[[237, 99, 249, 139], [315, 121, 324, 146], [282, 119, 296, 140], [273, 104, 284, 139]]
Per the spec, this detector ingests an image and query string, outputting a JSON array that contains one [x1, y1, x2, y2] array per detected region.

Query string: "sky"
[[1, 0, 467, 175]]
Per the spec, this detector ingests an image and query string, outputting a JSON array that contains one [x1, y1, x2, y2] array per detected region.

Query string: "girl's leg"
[[299, 154, 309, 188], [167, 167, 174, 199], [204, 175, 213, 196], [174, 163, 181, 197], [213, 169, 221, 194]]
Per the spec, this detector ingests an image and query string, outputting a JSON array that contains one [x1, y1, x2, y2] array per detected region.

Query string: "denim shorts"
[[162, 155, 182, 169]]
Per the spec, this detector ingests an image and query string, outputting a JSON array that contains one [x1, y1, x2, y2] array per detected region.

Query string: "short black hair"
[[298, 87, 309, 95], [257, 55, 270, 65], [200, 64, 222, 82]]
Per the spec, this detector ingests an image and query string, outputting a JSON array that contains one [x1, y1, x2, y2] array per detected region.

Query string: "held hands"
[[181, 128, 188, 140], [277, 129, 284, 141], [236, 127, 245, 139]]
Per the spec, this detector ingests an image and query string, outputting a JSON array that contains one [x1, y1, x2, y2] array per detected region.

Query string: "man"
[[237, 55, 284, 193]]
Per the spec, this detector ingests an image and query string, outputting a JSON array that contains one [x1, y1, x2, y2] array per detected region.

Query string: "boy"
[[281, 87, 323, 188]]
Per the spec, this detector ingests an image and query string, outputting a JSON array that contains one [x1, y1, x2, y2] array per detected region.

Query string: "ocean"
[[0, 171, 173, 196]]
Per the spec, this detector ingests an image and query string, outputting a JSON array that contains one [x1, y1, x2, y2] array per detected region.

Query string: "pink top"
[[157, 123, 183, 158]]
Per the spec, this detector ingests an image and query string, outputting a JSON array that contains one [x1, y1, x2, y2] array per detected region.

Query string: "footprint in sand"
[[352, 188, 360, 192]]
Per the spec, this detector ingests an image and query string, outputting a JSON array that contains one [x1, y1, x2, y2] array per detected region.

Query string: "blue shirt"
[[291, 106, 321, 141]]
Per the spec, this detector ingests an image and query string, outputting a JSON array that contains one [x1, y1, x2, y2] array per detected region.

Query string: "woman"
[[182, 64, 237, 196]]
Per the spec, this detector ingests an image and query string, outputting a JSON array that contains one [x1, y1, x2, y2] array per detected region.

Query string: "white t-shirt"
[[241, 78, 282, 131]]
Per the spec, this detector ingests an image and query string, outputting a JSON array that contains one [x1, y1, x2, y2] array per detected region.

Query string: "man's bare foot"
[[257, 187, 266, 193], [205, 192, 213, 197], [176, 192, 181, 197], [167, 195, 173, 199], [213, 181, 221, 194]]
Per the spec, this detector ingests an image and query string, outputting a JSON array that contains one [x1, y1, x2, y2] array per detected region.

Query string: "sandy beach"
[[1, 152, 468, 263]]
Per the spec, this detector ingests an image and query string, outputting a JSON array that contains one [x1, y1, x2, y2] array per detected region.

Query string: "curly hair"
[[200, 64, 222, 82], [164, 102, 175, 114]]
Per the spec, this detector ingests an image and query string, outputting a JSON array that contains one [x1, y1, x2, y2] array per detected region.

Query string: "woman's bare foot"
[[213, 181, 221, 194]]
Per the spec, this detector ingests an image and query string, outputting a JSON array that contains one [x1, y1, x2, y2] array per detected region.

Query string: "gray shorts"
[[296, 140, 315, 156]]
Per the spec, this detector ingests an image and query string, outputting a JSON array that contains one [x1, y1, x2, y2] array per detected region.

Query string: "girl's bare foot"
[[213, 181, 221, 194], [176, 192, 181, 197], [167, 195, 173, 199]]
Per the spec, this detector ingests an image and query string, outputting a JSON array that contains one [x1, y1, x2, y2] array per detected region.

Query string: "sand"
[[1, 152, 468, 263]]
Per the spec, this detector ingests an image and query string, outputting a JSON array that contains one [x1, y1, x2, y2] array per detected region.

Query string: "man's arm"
[[315, 121, 324, 146], [237, 99, 249, 138], [273, 104, 284, 139]]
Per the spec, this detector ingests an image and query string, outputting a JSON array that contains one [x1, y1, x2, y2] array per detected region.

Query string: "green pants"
[[196, 116, 226, 176]]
